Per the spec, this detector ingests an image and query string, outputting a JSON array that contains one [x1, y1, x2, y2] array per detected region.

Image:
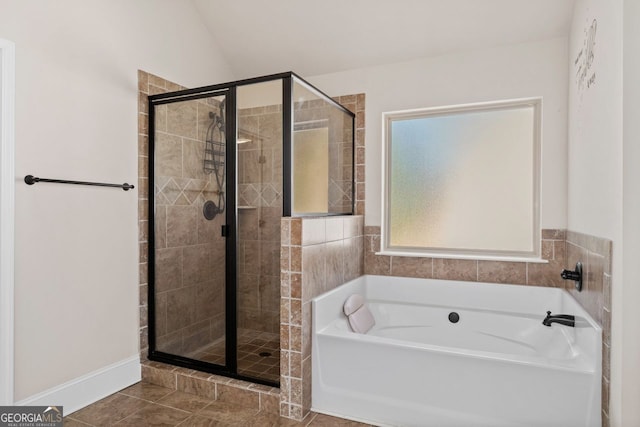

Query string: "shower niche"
[[148, 73, 355, 387]]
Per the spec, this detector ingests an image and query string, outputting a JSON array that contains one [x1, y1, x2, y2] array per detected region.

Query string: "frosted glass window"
[[383, 99, 540, 257]]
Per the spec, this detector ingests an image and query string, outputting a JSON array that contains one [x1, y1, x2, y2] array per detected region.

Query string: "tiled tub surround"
[[364, 226, 612, 427], [565, 231, 612, 427], [280, 216, 365, 420]]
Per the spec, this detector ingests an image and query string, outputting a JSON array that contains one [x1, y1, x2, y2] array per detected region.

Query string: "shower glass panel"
[[292, 78, 354, 215], [152, 94, 227, 367], [236, 80, 283, 383]]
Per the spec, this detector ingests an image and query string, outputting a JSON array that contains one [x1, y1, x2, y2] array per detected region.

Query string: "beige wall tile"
[[154, 247, 182, 292], [527, 260, 564, 287], [344, 237, 364, 282], [325, 241, 345, 291], [166, 287, 196, 333], [260, 392, 280, 414], [290, 246, 302, 273], [166, 206, 198, 247], [542, 229, 566, 240], [433, 259, 477, 282], [291, 219, 302, 245], [477, 261, 526, 285], [155, 133, 182, 177], [302, 218, 326, 246], [217, 383, 260, 409], [167, 102, 197, 140], [391, 256, 432, 279], [142, 365, 176, 390], [176, 375, 215, 399], [301, 244, 326, 302], [325, 217, 344, 242]]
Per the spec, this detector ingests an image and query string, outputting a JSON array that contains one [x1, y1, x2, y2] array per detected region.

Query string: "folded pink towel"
[[343, 294, 375, 333]]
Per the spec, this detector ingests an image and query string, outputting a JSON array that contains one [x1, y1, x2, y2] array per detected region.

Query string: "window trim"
[[381, 97, 542, 261]]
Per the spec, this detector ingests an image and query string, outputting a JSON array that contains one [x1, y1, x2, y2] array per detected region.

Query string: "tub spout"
[[542, 311, 575, 327]]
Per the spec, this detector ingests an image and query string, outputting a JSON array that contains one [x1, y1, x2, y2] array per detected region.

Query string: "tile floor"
[[64, 382, 372, 426], [192, 329, 280, 384]]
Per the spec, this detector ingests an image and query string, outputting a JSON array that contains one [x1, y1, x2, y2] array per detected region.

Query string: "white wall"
[[567, 1, 623, 239], [567, 0, 640, 425], [0, 0, 233, 402], [567, 0, 624, 425], [621, 1, 640, 425], [308, 37, 569, 230]]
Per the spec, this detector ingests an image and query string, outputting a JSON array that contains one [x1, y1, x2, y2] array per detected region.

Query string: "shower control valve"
[[561, 262, 583, 292]]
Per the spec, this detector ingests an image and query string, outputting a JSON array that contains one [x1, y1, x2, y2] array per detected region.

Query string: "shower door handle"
[[221, 225, 229, 237]]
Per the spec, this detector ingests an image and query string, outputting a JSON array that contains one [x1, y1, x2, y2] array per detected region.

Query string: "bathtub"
[[312, 275, 601, 427]]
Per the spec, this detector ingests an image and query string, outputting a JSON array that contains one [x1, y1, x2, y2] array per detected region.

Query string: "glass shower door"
[[150, 92, 228, 368]]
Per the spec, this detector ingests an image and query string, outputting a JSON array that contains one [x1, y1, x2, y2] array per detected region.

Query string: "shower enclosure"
[[147, 72, 355, 386]]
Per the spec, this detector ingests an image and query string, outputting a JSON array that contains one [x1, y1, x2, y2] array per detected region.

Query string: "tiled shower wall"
[[237, 105, 283, 333], [139, 70, 183, 357], [364, 226, 612, 426], [292, 97, 354, 214], [334, 94, 365, 216]]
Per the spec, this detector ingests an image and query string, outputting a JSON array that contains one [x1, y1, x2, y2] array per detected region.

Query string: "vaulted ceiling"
[[192, 0, 576, 78]]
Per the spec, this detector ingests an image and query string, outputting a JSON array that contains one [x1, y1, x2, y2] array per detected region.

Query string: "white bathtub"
[[312, 275, 601, 427]]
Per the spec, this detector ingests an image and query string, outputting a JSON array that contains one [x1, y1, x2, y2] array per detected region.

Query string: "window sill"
[[375, 250, 549, 264]]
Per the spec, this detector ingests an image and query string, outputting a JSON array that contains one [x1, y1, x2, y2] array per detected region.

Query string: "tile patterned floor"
[[64, 382, 373, 426], [192, 329, 280, 384]]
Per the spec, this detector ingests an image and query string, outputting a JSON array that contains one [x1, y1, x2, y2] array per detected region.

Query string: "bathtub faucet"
[[542, 311, 575, 327]]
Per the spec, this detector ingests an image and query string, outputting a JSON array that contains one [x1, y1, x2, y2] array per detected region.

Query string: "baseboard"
[[15, 355, 141, 415]]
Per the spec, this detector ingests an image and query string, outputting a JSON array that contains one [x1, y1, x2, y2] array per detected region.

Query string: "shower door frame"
[[147, 85, 245, 383], [147, 72, 356, 388]]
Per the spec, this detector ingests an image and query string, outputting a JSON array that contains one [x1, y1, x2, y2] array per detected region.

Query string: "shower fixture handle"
[[561, 262, 583, 292]]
